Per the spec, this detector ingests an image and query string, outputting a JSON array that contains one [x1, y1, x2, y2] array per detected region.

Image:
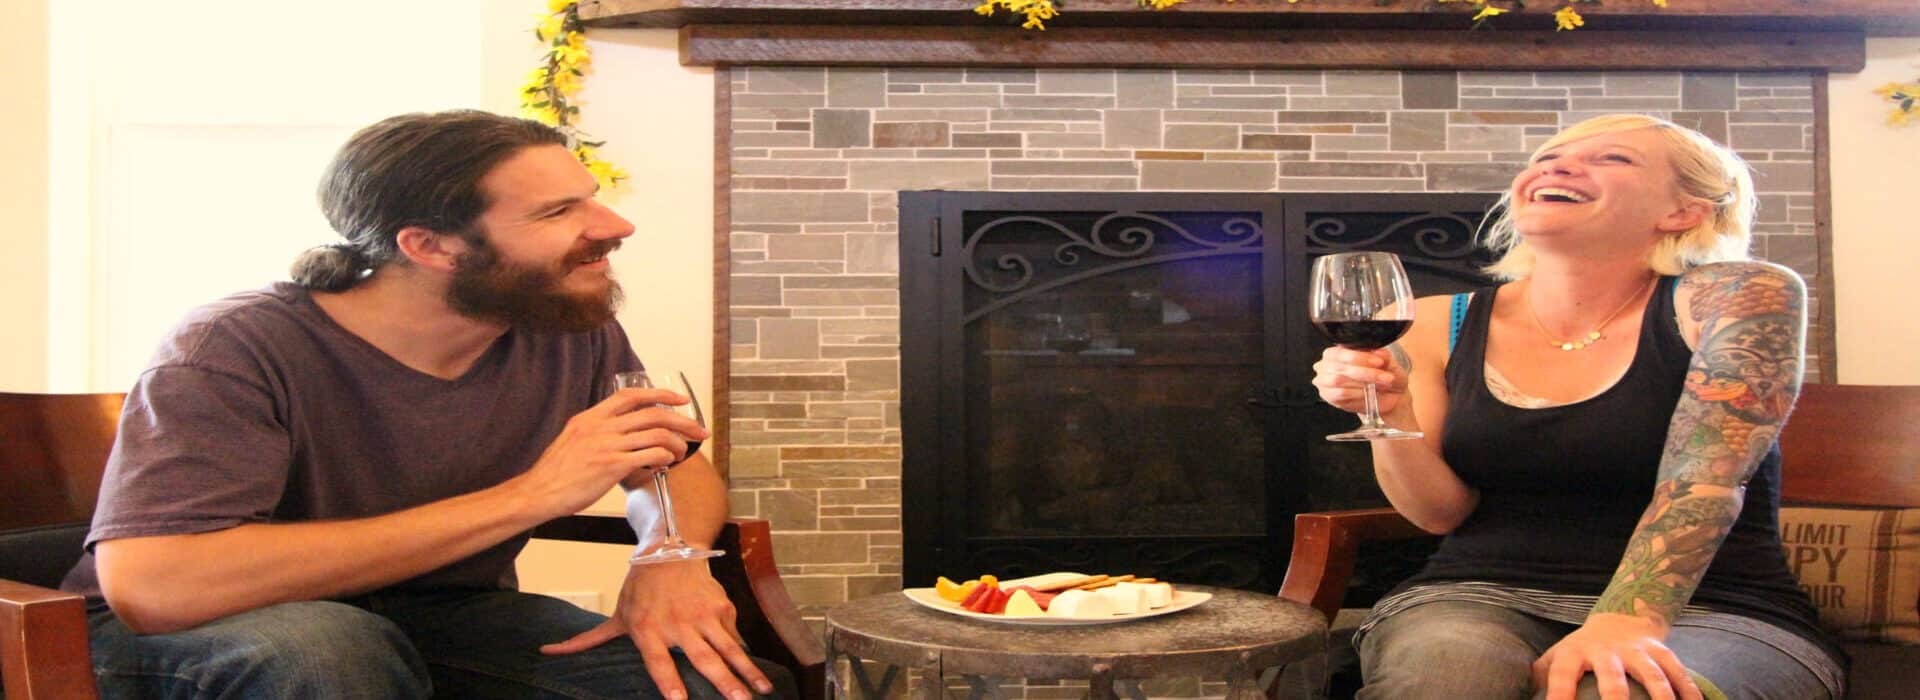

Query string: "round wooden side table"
[[823, 586, 1327, 700]]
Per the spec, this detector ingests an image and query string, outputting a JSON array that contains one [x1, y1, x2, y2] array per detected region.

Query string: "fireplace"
[[899, 192, 1497, 594], [706, 63, 1823, 620]]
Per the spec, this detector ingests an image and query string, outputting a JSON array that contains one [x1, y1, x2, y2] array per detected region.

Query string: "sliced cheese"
[[1136, 581, 1173, 608], [1047, 589, 1114, 618], [1096, 583, 1147, 615], [1003, 589, 1046, 617]]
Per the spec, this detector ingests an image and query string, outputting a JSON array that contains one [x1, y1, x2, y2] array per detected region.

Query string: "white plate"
[[901, 586, 1211, 626]]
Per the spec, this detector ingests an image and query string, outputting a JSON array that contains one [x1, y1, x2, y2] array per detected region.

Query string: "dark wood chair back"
[[0, 392, 124, 531], [1778, 384, 1920, 509]]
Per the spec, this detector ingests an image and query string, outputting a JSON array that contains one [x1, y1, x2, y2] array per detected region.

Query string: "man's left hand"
[[541, 558, 774, 700]]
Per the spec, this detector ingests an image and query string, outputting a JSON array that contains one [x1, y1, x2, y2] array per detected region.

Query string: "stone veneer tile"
[[872, 122, 949, 148], [746, 67, 825, 94], [1313, 134, 1391, 151], [1176, 95, 1288, 110], [1289, 96, 1400, 111], [845, 234, 898, 274], [992, 176, 1139, 191], [735, 160, 848, 177], [730, 374, 845, 392], [1750, 161, 1815, 192], [736, 93, 827, 109], [733, 276, 782, 306], [812, 109, 871, 148], [1681, 74, 1738, 110], [731, 403, 810, 420], [1164, 124, 1239, 149], [967, 68, 1035, 83], [1325, 71, 1400, 96], [1176, 69, 1252, 84], [1115, 71, 1174, 108], [822, 488, 900, 506], [1103, 110, 1162, 148], [1449, 125, 1525, 152], [1602, 74, 1681, 96], [1140, 161, 1275, 191], [1280, 161, 1422, 178], [846, 359, 900, 391], [926, 83, 1002, 95], [1242, 134, 1311, 151], [1401, 72, 1458, 110], [1004, 95, 1116, 109], [760, 489, 820, 530], [1766, 235, 1819, 278], [758, 318, 821, 360], [1037, 70, 1116, 94], [821, 68, 884, 108], [1137, 150, 1206, 160], [954, 132, 1022, 148], [1276, 110, 1387, 124], [765, 234, 845, 261], [847, 575, 904, 601], [1730, 124, 1806, 150], [1459, 98, 1569, 111], [729, 446, 780, 479], [1459, 73, 1536, 87], [885, 94, 1005, 109], [1390, 112, 1447, 151], [734, 192, 869, 224], [1570, 97, 1681, 111], [1274, 177, 1425, 192], [991, 160, 1138, 176], [848, 160, 990, 190], [1425, 163, 1521, 191], [1738, 73, 1811, 88], [1027, 133, 1105, 148]]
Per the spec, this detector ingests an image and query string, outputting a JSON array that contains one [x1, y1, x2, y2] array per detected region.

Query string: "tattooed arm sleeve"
[[1589, 262, 1807, 628]]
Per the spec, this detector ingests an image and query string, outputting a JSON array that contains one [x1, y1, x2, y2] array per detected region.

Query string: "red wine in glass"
[[1310, 252, 1423, 441], [1312, 320, 1413, 351]]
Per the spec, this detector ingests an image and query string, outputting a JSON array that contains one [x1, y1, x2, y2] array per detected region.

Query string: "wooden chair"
[[1276, 383, 1920, 698], [0, 391, 826, 700]]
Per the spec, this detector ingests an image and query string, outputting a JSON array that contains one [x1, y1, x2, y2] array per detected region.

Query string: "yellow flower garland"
[[972, 0, 1674, 31], [521, 0, 628, 188], [1878, 80, 1919, 127]]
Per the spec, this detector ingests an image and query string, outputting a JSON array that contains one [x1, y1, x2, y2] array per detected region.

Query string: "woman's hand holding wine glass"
[[1309, 251, 1422, 441]]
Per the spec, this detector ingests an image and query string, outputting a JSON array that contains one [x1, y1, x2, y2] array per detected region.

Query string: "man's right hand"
[[515, 387, 711, 519]]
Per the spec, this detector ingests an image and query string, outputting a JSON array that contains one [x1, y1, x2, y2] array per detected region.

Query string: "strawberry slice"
[[964, 584, 1000, 612], [984, 587, 1012, 614]]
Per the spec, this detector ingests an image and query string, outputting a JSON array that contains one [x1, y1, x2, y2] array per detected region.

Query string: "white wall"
[[1830, 39, 1920, 385], [0, 0, 50, 392]]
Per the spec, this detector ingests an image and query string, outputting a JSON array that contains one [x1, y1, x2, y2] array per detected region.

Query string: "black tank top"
[[1408, 277, 1836, 656]]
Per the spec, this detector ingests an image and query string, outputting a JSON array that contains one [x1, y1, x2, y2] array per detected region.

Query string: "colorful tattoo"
[[1591, 264, 1805, 626]]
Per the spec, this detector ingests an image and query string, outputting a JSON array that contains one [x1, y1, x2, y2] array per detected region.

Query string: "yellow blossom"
[[1652, 0, 1669, 6], [535, 13, 565, 42], [554, 43, 591, 66], [548, 0, 575, 12], [1554, 6, 1584, 31], [1472, 5, 1507, 22]]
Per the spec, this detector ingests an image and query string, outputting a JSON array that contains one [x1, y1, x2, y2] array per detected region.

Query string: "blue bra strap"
[[1449, 292, 1471, 353]]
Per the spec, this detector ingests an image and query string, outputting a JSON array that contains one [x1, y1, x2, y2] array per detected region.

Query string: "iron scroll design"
[[1302, 210, 1485, 260], [960, 211, 1262, 323]]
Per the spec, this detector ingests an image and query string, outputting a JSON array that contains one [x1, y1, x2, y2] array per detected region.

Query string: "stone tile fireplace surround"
[[720, 66, 1824, 630]]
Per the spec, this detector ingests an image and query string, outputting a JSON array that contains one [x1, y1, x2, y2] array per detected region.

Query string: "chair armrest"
[[0, 578, 99, 700], [530, 515, 827, 700], [1278, 508, 1431, 624]]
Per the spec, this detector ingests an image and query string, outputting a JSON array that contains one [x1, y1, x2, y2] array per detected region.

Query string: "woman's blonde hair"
[[1481, 113, 1757, 281]]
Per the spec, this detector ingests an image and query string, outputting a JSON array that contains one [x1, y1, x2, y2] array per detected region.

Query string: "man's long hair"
[[292, 110, 568, 291]]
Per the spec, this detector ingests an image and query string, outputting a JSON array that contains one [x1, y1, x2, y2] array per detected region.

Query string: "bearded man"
[[60, 110, 792, 700]]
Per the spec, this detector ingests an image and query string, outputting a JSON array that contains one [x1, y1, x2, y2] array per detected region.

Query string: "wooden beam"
[[581, 0, 1920, 34], [679, 25, 1865, 72]]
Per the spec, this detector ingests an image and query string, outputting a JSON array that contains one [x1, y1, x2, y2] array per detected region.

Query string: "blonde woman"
[[1312, 114, 1843, 700]]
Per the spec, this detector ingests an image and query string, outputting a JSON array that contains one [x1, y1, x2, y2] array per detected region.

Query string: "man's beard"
[[447, 236, 623, 333]]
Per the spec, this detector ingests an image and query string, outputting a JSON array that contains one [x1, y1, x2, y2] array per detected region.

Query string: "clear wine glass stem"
[[1362, 382, 1386, 429], [651, 468, 686, 548]]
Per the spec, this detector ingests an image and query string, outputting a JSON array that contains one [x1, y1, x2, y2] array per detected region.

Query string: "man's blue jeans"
[[87, 589, 797, 699]]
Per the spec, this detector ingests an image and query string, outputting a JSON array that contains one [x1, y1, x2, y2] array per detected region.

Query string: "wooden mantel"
[[578, 1, 1913, 71]]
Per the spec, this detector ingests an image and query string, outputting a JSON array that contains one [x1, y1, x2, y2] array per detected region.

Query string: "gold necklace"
[[1525, 276, 1657, 351]]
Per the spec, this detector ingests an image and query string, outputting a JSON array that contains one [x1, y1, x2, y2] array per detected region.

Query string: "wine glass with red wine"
[[613, 367, 724, 564], [1310, 251, 1423, 442]]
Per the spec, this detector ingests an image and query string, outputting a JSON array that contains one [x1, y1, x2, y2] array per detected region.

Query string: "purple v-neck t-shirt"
[[62, 282, 640, 606]]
